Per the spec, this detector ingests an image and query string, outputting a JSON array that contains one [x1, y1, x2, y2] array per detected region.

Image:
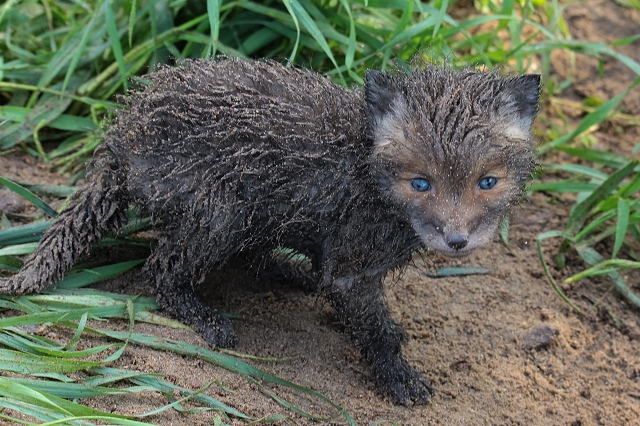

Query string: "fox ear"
[[365, 70, 403, 125], [497, 74, 541, 136]]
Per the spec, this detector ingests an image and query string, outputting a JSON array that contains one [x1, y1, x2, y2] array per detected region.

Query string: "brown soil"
[[1, 1, 639, 425]]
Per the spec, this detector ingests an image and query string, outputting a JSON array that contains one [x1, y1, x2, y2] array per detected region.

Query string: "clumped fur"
[[0, 57, 540, 405]]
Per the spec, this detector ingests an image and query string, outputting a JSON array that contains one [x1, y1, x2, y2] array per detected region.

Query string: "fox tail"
[[0, 150, 128, 294]]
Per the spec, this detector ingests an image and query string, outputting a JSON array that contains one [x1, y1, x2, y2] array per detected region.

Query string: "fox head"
[[365, 64, 540, 256]]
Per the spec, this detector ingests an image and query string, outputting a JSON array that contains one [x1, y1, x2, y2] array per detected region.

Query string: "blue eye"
[[411, 178, 432, 192], [479, 176, 497, 190]]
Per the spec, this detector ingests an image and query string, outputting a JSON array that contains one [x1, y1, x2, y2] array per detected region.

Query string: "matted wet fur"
[[0, 57, 540, 405]]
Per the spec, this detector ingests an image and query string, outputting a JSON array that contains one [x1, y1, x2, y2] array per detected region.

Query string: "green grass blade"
[[6, 378, 128, 399], [44, 288, 157, 307], [575, 247, 640, 309], [574, 210, 616, 243], [104, 0, 128, 92], [65, 311, 89, 350], [425, 266, 492, 278], [0, 106, 96, 133], [0, 82, 113, 107], [0, 176, 58, 218], [536, 231, 583, 313], [94, 330, 356, 424], [130, 375, 248, 419], [35, 33, 83, 90], [0, 330, 46, 355], [14, 182, 79, 198], [0, 377, 135, 420], [0, 92, 73, 151], [128, 0, 138, 47], [0, 221, 51, 246], [281, 0, 301, 63], [432, 0, 449, 38], [0, 400, 70, 424], [565, 259, 640, 282], [247, 375, 331, 421], [0, 0, 19, 26], [7, 334, 122, 360], [0, 242, 38, 256], [594, 44, 640, 76], [0, 304, 135, 327], [619, 172, 640, 198], [538, 77, 640, 154], [530, 181, 598, 193], [207, 0, 222, 57], [382, 0, 413, 67], [286, 0, 344, 83], [612, 198, 630, 259], [89, 366, 250, 418], [62, 8, 101, 94], [541, 163, 609, 181], [555, 146, 632, 168], [337, 0, 356, 73], [133, 310, 190, 329], [0, 350, 102, 375], [24, 293, 155, 313], [566, 159, 638, 235], [54, 259, 146, 289], [39, 416, 156, 425]]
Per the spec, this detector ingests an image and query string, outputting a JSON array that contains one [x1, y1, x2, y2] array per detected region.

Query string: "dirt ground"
[[1, 0, 639, 425]]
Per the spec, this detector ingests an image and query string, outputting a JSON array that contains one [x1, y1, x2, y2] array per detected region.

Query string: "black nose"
[[446, 234, 468, 250]]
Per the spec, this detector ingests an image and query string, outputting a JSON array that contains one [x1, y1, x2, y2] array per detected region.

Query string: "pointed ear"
[[365, 70, 403, 125], [498, 74, 541, 135]]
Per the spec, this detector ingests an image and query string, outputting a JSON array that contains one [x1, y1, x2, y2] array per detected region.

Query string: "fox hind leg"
[[142, 207, 249, 348]]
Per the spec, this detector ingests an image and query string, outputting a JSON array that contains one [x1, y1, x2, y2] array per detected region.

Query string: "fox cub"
[[1, 57, 539, 404]]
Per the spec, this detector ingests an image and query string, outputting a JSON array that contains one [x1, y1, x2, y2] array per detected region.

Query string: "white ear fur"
[[496, 74, 541, 137], [365, 70, 409, 154], [365, 70, 403, 126], [372, 104, 407, 155], [502, 124, 529, 141]]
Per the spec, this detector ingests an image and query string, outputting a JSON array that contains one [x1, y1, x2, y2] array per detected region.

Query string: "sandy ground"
[[0, 0, 639, 425]]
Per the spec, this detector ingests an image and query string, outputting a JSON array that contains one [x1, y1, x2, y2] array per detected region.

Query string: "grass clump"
[[0, 284, 352, 424], [534, 150, 640, 313], [533, 75, 640, 312]]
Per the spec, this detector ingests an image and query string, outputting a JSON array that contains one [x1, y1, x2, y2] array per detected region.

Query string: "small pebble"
[[523, 325, 559, 350], [0, 189, 25, 215]]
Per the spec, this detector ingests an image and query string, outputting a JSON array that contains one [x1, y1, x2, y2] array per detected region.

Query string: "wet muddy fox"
[[0, 57, 540, 405]]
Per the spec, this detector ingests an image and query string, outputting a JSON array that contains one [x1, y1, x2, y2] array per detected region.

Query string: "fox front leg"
[[324, 272, 434, 405]]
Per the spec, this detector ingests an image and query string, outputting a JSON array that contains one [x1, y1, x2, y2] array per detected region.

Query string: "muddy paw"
[[373, 358, 435, 405], [195, 315, 237, 349]]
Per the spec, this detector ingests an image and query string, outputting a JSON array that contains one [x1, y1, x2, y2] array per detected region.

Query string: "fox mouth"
[[411, 220, 489, 258], [428, 246, 478, 258], [415, 235, 478, 257]]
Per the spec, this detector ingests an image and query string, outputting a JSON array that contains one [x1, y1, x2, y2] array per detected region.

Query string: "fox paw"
[[196, 315, 237, 349], [388, 365, 435, 405], [374, 358, 435, 405]]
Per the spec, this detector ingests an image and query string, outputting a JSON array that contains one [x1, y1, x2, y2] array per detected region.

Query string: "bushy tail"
[[0, 151, 128, 294]]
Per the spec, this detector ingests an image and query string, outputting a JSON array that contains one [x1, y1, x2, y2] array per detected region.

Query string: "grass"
[[533, 75, 640, 313], [1, 0, 639, 423], [534, 153, 640, 313]]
